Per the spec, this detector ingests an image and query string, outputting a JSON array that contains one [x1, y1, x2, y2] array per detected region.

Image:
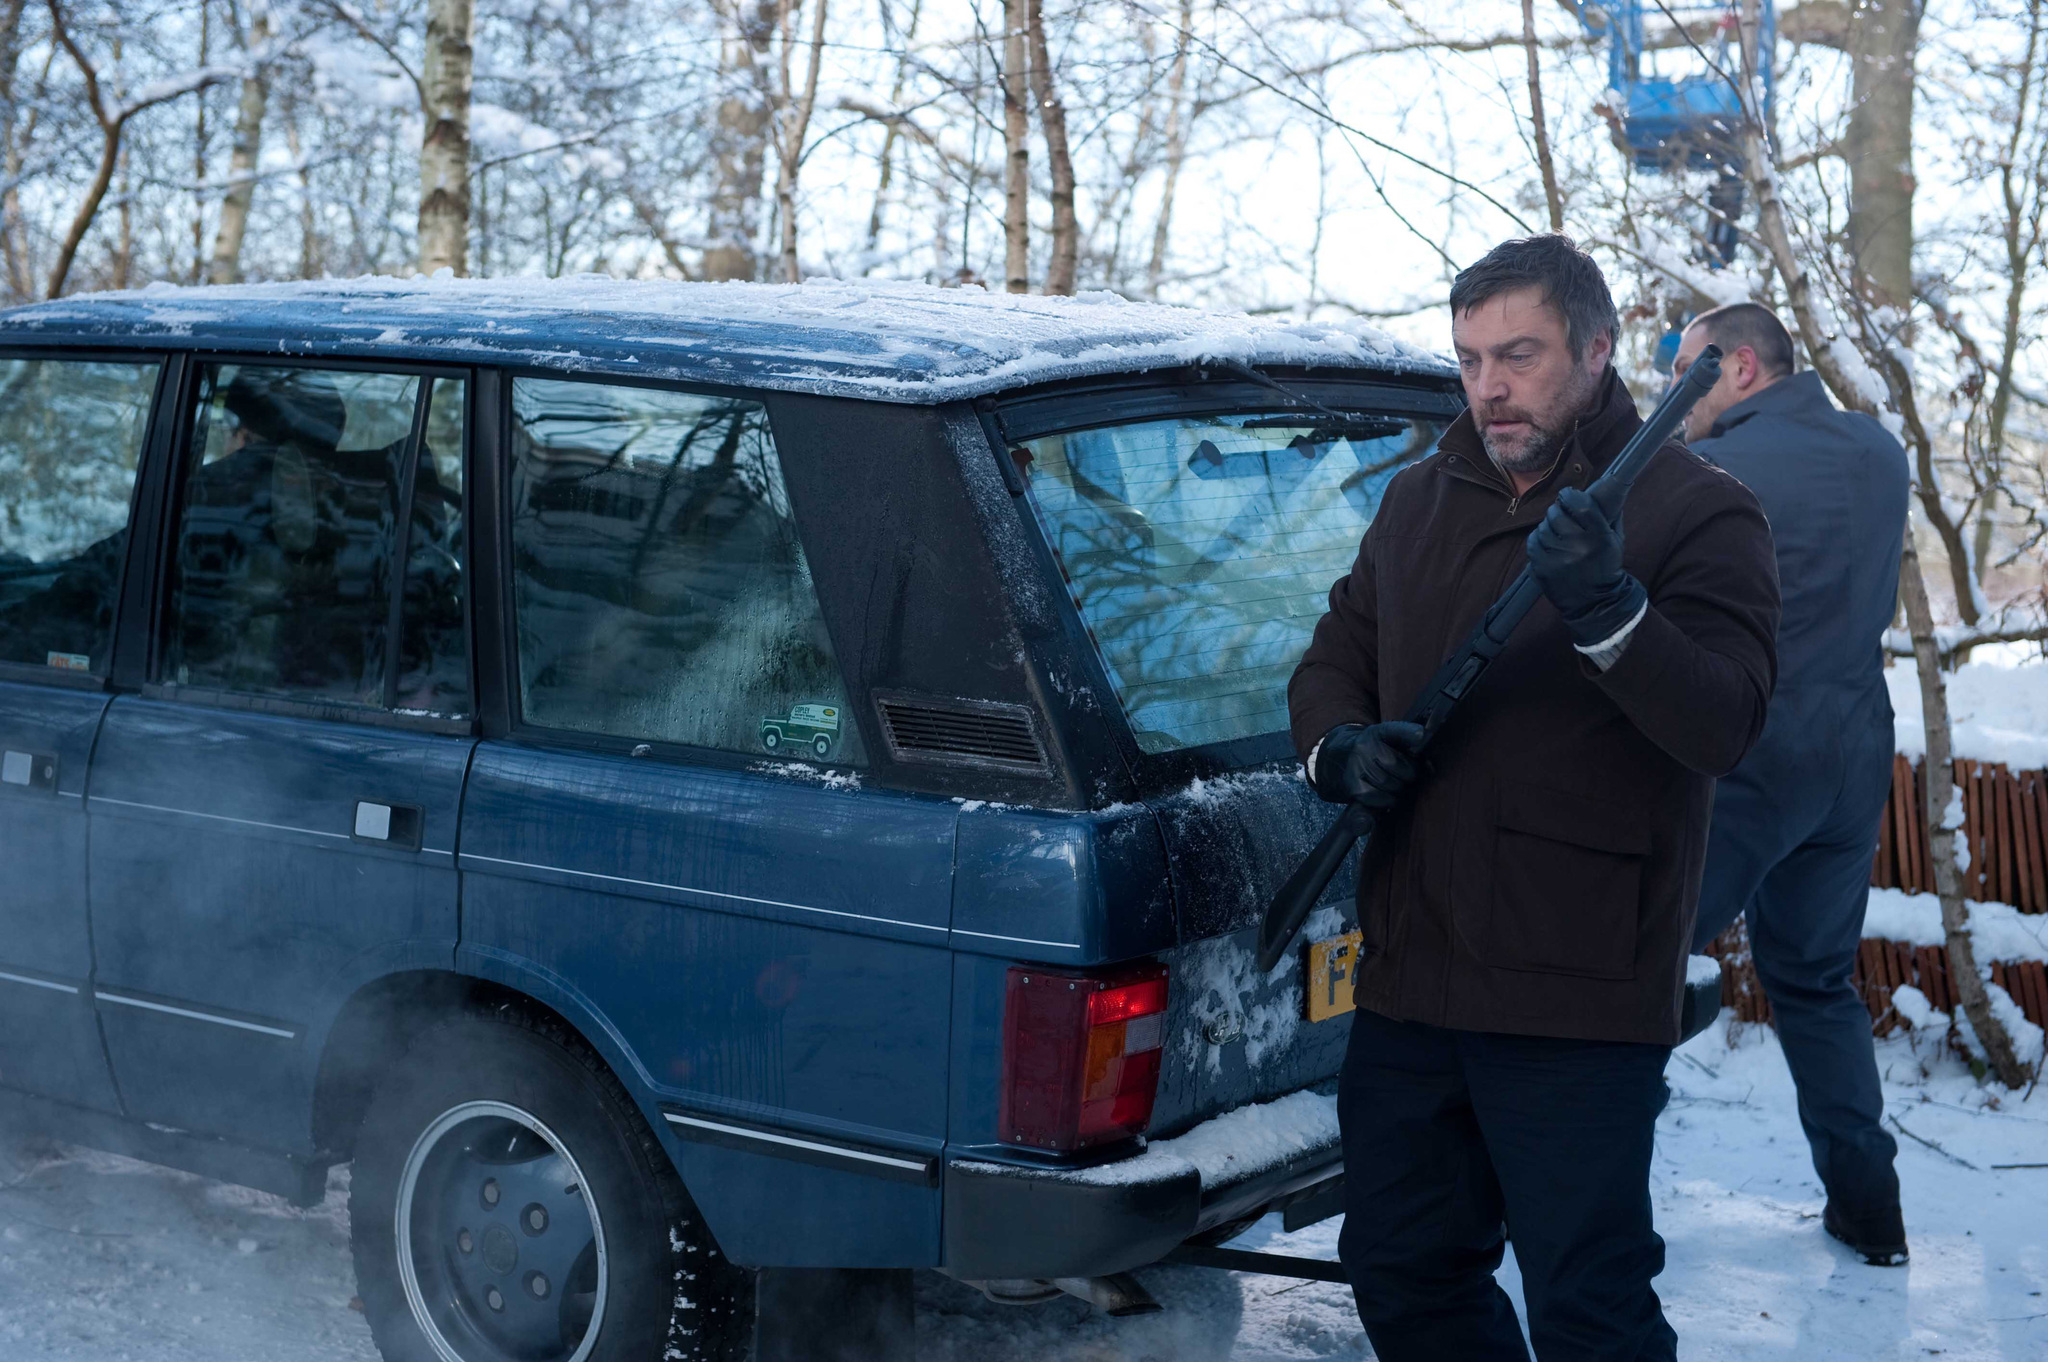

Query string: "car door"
[[457, 374, 957, 1267], [0, 352, 163, 1112], [87, 359, 476, 1152]]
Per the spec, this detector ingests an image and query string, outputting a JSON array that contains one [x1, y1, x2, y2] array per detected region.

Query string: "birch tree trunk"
[[1899, 533, 2031, 1087], [1521, 0, 1564, 231], [0, 0, 28, 301], [1024, 0, 1075, 294], [1845, 0, 1919, 315], [1001, 0, 1029, 293], [208, 7, 271, 285], [417, 0, 475, 276], [1144, 0, 1193, 299], [705, 0, 777, 282], [774, 0, 827, 284]]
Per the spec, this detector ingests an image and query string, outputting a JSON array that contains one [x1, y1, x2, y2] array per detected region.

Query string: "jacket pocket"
[[1480, 781, 1649, 981]]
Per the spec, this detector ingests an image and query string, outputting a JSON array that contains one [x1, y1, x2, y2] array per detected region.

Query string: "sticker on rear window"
[[45, 651, 89, 672], [760, 704, 841, 759]]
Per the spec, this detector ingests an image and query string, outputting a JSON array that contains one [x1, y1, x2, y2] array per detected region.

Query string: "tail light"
[[1000, 963, 1169, 1152]]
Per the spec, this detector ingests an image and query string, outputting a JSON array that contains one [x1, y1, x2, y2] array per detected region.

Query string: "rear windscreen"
[[1014, 409, 1441, 754]]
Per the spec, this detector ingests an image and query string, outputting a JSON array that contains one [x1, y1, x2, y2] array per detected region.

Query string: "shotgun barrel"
[[1253, 347, 1725, 974]]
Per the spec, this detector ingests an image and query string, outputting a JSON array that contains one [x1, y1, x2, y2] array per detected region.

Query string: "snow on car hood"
[[0, 274, 1454, 403]]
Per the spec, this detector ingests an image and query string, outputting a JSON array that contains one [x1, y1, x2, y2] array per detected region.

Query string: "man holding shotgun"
[[1287, 235, 1780, 1359]]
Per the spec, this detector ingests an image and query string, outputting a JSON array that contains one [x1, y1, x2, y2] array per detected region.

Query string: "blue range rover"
[[0, 278, 1464, 1361]]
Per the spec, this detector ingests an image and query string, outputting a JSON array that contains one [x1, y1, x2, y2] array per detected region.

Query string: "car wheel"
[[351, 1008, 753, 1362], [812, 734, 831, 758], [761, 729, 781, 752]]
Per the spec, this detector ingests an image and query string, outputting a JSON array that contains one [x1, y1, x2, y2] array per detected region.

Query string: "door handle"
[[1, 749, 56, 793], [352, 800, 424, 850]]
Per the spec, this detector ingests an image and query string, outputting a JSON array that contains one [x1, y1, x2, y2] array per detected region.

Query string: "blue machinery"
[[1575, 1, 1776, 266]]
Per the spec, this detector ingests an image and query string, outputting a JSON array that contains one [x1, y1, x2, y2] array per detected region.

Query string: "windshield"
[[1014, 408, 1442, 754]]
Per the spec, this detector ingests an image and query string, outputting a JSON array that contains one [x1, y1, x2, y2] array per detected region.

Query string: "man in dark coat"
[[1674, 304, 1912, 1266], [1288, 235, 1780, 1360]]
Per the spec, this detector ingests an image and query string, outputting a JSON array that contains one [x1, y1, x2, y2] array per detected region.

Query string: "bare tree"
[[42, 1, 233, 298], [1146, 0, 1196, 298], [704, 2, 776, 281], [1521, 0, 1563, 231], [1024, 0, 1075, 293], [772, 0, 827, 282], [208, 3, 273, 285], [1001, 0, 1029, 292], [0, 0, 32, 300], [418, 0, 474, 275]]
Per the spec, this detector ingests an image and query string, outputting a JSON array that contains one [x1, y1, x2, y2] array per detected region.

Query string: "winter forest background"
[[3, 0, 2042, 659]]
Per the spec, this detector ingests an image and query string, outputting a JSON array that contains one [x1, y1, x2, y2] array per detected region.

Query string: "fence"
[[1705, 755, 2048, 1035]]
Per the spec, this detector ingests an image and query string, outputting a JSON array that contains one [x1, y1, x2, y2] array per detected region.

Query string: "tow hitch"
[[1163, 1244, 1349, 1283]]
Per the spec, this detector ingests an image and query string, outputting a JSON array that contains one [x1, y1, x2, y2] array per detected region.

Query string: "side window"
[[509, 377, 862, 765], [0, 357, 159, 676], [164, 364, 470, 717]]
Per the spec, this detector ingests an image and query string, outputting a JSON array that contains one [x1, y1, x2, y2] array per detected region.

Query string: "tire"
[[350, 1007, 753, 1362], [811, 734, 831, 758], [761, 728, 781, 752]]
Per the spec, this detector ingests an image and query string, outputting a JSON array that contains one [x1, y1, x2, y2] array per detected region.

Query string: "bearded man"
[[1288, 235, 1780, 1360]]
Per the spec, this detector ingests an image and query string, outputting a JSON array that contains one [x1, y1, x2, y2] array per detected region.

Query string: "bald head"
[[1674, 303, 1797, 442]]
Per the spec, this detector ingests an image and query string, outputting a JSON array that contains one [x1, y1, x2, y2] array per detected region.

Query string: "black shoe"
[[1824, 1200, 1909, 1266]]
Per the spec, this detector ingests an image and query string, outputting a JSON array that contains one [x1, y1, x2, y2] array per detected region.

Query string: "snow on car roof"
[[0, 274, 1454, 403]]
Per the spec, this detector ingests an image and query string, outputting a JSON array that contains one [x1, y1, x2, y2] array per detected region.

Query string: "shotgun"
[[1253, 347, 1725, 974]]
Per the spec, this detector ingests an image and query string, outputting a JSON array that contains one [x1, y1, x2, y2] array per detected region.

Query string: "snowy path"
[[1, 1016, 2042, 1360]]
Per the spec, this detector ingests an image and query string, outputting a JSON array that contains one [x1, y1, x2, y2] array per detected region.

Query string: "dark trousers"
[[1690, 695, 1900, 1216], [1336, 1007, 1676, 1362]]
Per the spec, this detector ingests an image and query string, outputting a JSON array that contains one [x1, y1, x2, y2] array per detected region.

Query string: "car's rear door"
[[86, 358, 475, 1152], [998, 383, 1462, 1127], [0, 350, 163, 1111], [457, 373, 957, 1267]]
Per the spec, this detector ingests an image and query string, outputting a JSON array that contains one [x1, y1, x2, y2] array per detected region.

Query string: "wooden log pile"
[[1705, 756, 2048, 1036]]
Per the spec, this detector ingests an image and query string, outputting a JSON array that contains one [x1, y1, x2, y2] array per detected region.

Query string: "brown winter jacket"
[[1287, 368, 1780, 1045]]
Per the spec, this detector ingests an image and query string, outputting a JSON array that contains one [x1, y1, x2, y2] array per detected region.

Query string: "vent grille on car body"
[[874, 692, 1050, 777]]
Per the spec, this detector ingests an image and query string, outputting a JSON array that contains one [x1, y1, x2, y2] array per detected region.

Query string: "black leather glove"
[[1525, 486, 1648, 648], [1312, 721, 1427, 809]]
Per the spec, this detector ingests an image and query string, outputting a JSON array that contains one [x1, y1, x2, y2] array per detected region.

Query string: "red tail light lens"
[[1000, 963, 1169, 1152]]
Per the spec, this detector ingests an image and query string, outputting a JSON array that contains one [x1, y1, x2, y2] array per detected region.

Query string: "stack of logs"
[[1705, 755, 2048, 1036]]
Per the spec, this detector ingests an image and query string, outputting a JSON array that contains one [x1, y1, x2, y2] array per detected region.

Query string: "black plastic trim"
[[0, 1088, 326, 1206], [0, 661, 106, 692], [996, 374, 1463, 442], [940, 1158, 1199, 1279], [940, 1130, 1344, 1279]]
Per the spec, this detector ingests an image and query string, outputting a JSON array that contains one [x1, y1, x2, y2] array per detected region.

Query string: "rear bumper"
[[939, 1123, 1343, 1280]]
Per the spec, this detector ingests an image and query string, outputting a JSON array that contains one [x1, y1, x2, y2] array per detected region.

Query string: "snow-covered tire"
[[349, 1006, 753, 1362]]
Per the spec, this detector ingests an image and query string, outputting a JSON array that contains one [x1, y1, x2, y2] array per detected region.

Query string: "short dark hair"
[[1448, 234, 1619, 362], [1686, 302, 1795, 379]]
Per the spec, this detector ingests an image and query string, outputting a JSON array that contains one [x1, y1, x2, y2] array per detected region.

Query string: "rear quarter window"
[[507, 377, 862, 765]]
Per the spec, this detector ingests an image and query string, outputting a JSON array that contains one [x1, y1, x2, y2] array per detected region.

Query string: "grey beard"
[[1482, 421, 1570, 476]]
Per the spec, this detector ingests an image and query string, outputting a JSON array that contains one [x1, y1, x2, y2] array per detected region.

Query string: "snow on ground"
[[2, 1014, 2042, 1360], [1889, 658, 2048, 770]]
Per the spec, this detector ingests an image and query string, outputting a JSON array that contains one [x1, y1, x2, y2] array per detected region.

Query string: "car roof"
[[0, 275, 1456, 404]]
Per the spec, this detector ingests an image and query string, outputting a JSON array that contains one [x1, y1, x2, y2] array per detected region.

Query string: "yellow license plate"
[[1306, 930, 1363, 1022]]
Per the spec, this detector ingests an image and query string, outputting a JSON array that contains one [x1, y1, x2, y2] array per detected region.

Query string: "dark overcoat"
[[1287, 368, 1780, 1044]]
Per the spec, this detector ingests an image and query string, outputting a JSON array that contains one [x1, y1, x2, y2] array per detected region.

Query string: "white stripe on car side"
[[662, 1113, 931, 1173], [462, 852, 949, 935], [0, 969, 80, 995], [94, 990, 297, 1039]]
